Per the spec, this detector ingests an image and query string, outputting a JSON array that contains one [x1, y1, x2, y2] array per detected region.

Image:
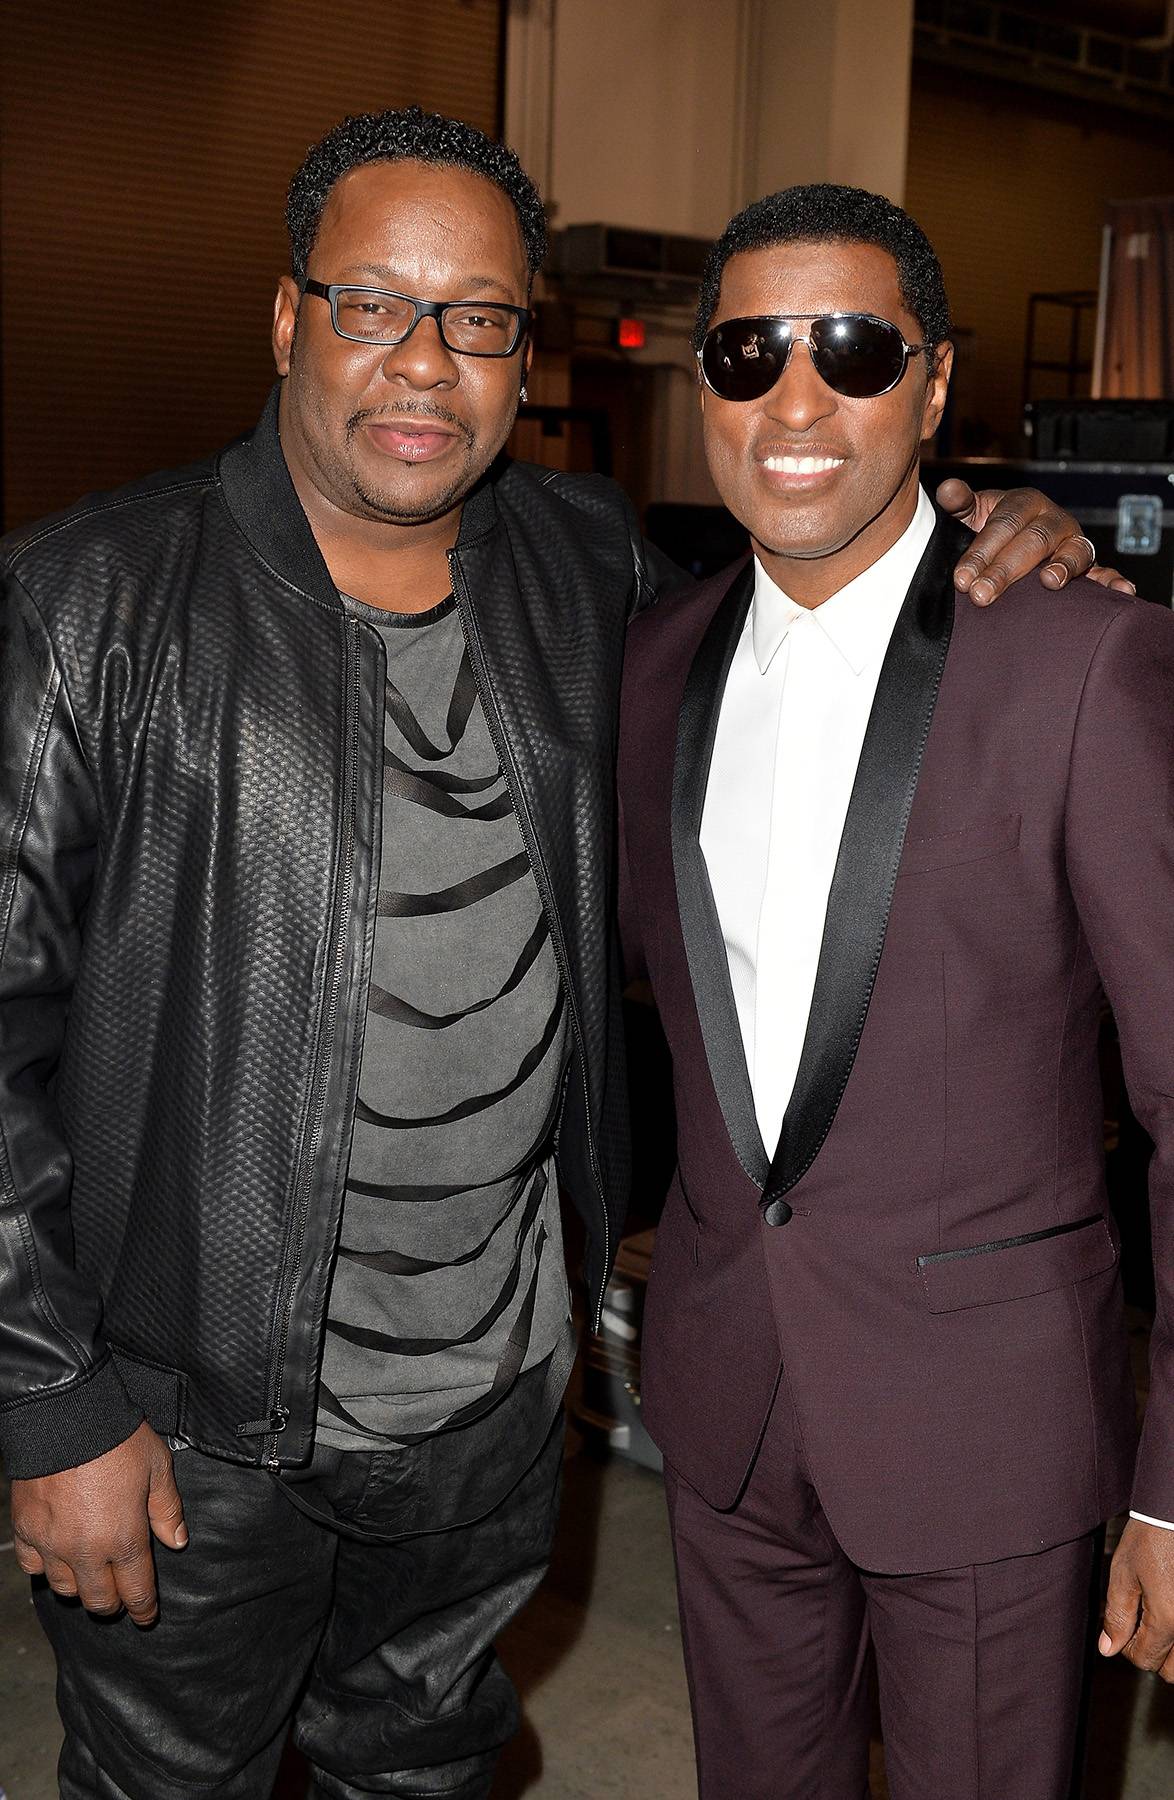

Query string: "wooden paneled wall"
[[0, 1, 503, 528]]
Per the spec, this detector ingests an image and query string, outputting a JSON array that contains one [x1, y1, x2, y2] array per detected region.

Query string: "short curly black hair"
[[693, 184, 952, 353], [286, 106, 547, 286]]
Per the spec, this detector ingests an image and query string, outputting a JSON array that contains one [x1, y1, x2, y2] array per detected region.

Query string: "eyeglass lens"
[[333, 289, 521, 354], [701, 315, 910, 401]]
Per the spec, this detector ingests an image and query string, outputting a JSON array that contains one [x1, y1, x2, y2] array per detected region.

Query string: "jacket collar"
[[751, 485, 936, 676], [672, 510, 967, 1197], [217, 383, 341, 611], [217, 384, 621, 1234], [215, 381, 502, 609]]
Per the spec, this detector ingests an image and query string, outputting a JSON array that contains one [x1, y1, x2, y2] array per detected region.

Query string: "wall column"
[[502, 0, 556, 203], [501, 0, 916, 505], [505, 0, 915, 236], [742, 0, 914, 205]]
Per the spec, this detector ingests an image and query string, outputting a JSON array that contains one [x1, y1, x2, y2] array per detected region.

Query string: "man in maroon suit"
[[617, 184, 1174, 1799]]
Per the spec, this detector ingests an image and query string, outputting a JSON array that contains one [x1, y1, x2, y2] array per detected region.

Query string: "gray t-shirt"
[[315, 593, 574, 1451]]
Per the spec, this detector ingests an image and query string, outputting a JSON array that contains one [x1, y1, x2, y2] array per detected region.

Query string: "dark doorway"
[[570, 356, 659, 519]]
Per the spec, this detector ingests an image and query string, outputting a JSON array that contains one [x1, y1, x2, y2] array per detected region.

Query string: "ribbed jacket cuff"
[[0, 1355, 143, 1479]]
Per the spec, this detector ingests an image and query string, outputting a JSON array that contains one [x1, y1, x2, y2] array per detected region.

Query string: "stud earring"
[[519, 385, 528, 404]]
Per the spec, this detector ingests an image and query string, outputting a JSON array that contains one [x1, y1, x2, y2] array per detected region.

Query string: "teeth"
[[762, 454, 844, 474]]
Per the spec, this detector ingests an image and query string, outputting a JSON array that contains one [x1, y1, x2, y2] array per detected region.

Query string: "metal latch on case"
[[1116, 495, 1162, 556]]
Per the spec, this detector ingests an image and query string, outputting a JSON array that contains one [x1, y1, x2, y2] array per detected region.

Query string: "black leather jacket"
[[0, 388, 663, 1479]]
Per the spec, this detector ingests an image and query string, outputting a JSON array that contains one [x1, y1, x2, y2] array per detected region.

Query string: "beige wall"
[[749, 0, 913, 204], [506, 0, 916, 506], [527, 0, 915, 235], [513, 7, 1174, 489], [546, 0, 750, 236]]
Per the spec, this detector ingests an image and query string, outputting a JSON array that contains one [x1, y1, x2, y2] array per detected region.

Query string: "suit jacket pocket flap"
[[899, 813, 1021, 876], [918, 1215, 1116, 1314]]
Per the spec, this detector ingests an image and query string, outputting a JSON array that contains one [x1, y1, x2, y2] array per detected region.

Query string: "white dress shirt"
[[701, 485, 935, 1160], [699, 482, 1169, 1533]]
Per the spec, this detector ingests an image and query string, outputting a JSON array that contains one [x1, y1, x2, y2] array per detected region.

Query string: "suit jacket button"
[[762, 1198, 793, 1228]]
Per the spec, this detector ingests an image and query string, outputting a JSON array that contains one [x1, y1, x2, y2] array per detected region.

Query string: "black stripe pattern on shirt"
[[317, 594, 570, 1451]]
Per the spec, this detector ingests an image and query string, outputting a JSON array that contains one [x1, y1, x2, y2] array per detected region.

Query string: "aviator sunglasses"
[[698, 312, 929, 403]]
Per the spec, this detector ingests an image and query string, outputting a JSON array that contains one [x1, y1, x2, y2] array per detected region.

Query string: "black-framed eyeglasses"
[[698, 312, 929, 402], [301, 279, 531, 357]]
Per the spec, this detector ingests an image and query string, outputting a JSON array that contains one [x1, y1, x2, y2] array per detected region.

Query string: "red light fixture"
[[616, 317, 646, 350]]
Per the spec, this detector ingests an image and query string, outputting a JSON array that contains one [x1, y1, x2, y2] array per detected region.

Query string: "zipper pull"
[[235, 1406, 289, 1439]]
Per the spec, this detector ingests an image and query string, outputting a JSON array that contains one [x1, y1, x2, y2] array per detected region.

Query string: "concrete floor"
[[4, 1434, 1174, 1800]]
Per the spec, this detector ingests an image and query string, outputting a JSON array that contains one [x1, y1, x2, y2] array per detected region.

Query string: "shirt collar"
[[751, 485, 937, 677]]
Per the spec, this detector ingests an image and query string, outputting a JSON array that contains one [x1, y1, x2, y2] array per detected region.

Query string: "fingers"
[[958, 528, 1053, 605], [1101, 1552, 1143, 1657], [1116, 1602, 1174, 1678], [9, 1425, 174, 1625], [1083, 565, 1137, 595], [1038, 535, 1137, 593], [48, 1540, 159, 1627], [16, 1534, 148, 1620], [1100, 1519, 1174, 1679], [934, 477, 978, 524], [1038, 536, 1096, 591], [40, 1554, 80, 1599], [67, 1559, 124, 1617], [11, 1534, 46, 1578], [29, 1551, 122, 1619], [951, 491, 1051, 604], [110, 1543, 161, 1627], [146, 1442, 188, 1550], [951, 491, 1139, 604]]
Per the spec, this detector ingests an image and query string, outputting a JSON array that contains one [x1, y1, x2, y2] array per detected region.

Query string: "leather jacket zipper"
[[250, 617, 361, 1468], [448, 549, 611, 1331]]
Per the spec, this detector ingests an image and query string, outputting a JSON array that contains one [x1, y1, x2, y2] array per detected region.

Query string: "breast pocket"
[[898, 813, 1021, 878], [917, 1214, 1117, 1313]]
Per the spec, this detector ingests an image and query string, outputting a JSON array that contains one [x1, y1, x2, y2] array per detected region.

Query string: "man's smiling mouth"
[[761, 454, 845, 475]]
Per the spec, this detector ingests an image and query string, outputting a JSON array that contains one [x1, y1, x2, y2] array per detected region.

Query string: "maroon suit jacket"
[[617, 512, 1174, 1574]]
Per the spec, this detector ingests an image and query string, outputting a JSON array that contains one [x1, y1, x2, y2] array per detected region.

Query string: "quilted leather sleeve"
[[634, 535, 690, 615], [533, 466, 686, 616], [616, 786, 645, 987], [0, 571, 141, 1478]]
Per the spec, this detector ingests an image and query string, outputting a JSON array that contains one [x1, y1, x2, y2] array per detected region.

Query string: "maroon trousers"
[[664, 1377, 1098, 1800]]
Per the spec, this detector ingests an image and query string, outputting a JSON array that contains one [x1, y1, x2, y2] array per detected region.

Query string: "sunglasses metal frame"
[[300, 279, 532, 358], [697, 311, 929, 401]]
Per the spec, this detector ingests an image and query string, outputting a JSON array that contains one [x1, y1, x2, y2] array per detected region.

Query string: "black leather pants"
[[35, 1415, 563, 1800]]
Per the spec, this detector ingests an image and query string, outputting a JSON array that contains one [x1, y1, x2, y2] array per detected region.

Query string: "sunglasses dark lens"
[[808, 315, 907, 397], [701, 319, 793, 402]]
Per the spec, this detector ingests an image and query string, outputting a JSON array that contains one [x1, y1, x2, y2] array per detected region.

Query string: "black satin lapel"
[[671, 560, 771, 1187], [764, 514, 967, 1202]]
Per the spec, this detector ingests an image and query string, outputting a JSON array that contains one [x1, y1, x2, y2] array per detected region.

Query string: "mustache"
[[346, 401, 475, 449]]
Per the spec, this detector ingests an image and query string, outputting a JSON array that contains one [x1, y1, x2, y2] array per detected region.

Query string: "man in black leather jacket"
[[0, 107, 1116, 1800]]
